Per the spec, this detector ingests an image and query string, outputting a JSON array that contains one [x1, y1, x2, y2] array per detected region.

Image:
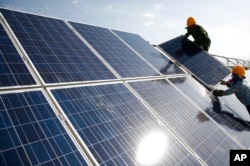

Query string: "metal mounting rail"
[[211, 54, 250, 69]]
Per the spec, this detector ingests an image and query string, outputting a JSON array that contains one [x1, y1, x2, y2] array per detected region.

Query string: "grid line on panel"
[[0, 90, 89, 166], [112, 30, 185, 75], [158, 36, 231, 86], [0, 8, 116, 84], [69, 21, 158, 78], [51, 83, 203, 165], [170, 76, 250, 148], [129, 79, 242, 166], [0, 23, 36, 87], [64, 21, 122, 80]]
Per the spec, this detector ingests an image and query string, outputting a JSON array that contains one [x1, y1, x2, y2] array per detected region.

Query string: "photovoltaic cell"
[[51, 83, 202, 165], [69, 22, 158, 78], [159, 36, 231, 86], [0, 24, 36, 87], [0, 90, 88, 166], [113, 30, 185, 75], [169, 76, 250, 148], [1, 8, 249, 166], [0, 8, 116, 83], [129, 79, 242, 166]]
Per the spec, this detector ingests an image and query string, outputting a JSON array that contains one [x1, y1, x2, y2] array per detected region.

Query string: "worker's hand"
[[213, 90, 224, 96], [220, 80, 227, 85]]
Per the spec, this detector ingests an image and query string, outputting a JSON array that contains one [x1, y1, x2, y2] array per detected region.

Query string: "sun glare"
[[136, 131, 168, 165]]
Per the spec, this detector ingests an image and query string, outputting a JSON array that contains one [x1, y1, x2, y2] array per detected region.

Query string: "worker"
[[213, 65, 250, 115], [184, 17, 211, 51]]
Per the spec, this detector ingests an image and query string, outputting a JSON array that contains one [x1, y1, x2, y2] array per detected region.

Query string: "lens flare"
[[136, 131, 168, 165]]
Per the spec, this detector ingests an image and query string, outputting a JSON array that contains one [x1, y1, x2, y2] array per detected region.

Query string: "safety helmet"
[[187, 17, 196, 27], [232, 65, 245, 77]]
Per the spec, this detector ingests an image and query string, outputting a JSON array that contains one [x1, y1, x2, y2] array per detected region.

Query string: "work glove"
[[220, 80, 227, 85], [213, 90, 224, 96], [220, 80, 232, 87]]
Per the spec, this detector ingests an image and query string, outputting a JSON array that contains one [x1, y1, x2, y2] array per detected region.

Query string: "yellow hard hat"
[[187, 17, 196, 27], [232, 65, 245, 77]]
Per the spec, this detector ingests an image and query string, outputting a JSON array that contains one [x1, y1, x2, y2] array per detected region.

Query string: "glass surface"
[[170, 76, 250, 148], [69, 22, 158, 78], [0, 91, 88, 166], [0, 24, 36, 87], [129, 79, 242, 166], [113, 30, 185, 75], [159, 36, 231, 85], [1, 8, 249, 166], [0, 9, 116, 83], [51, 83, 202, 165]]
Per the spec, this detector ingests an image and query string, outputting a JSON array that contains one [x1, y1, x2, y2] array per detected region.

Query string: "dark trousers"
[[246, 105, 250, 115]]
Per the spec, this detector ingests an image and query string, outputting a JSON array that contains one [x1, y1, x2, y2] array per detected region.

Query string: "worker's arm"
[[223, 81, 242, 96]]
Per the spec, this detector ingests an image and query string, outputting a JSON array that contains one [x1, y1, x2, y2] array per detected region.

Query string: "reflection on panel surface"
[[51, 83, 201, 165], [0, 24, 36, 87], [170, 76, 250, 148], [0, 8, 116, 83], [1, 7, 248, 165], [112, 30, 185, 75], [69, 22, 158, 78], [159, 36, 230, 85], [129, 79, 241, 166], [0, 91, 88, 166]]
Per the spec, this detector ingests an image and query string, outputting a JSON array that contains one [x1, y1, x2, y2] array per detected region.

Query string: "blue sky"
[[1, 0, 250, 60]]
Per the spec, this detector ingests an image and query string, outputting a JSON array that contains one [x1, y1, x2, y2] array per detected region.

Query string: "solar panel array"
[[158, 36, 231, 86], [1, 8, 249, 166]]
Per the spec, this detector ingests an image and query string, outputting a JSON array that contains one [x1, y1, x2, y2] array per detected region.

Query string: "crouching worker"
[[213, 65, 250, 115], [184, 17, 211, 52]]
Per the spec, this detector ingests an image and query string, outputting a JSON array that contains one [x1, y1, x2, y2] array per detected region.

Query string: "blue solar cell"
[[129, 79, 242, 165], [170, 76, 250, 148], [0, 91, 89, 166], [1, 8, 248, 166], [113, 30, 185, 75], [0, 24, 36, 87], [69, 22, 158, 78], [51, 84, 202, 165], [0, 8, 116, 83], [159, 36, 231, 86]]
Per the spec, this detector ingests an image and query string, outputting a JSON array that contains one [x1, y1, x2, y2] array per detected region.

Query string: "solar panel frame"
[[0, 8, 117, 84], [68, 21, 159, 78], [0, 21, 37, 88], [49, 82, 205, 165], [158, 35, 231, 86], [1, 8, 249, 166], [129, 79, 243, 166], [0, 89, 91, 166], [112, 30, 186, 75], [169, 76, 250, 148]]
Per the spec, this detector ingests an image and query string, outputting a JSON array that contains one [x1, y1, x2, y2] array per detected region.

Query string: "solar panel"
[[129, 79, 242, 166], [50, 83, 202, 165], [169, 76, 250, 148], [1, 8, 249, 166], [0, 90, 89, 166], [0, 24, 36, 87], [0, 8, 116, 84], [69, 22, 158, 78], [159, 36, 231, 86], [112, 30, 185, 75]]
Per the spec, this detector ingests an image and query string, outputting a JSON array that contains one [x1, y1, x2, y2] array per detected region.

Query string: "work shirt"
[[185, 24, 209, 42], [185, 24, 211, 51], [223, 76, 250, 106]]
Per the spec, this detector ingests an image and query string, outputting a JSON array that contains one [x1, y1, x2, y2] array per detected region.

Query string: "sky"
[[1, 0, 250, 61]]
